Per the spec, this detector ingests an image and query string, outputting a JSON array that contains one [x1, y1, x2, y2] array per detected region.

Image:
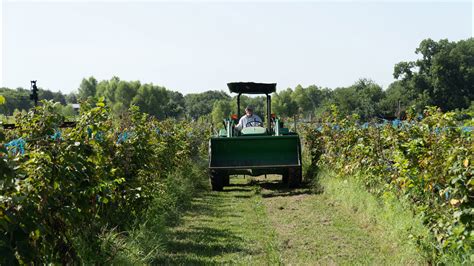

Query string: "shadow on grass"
[[156, 224, 248, 264], [155, 187, 254, 264], [233, 194, 253, 199], [256, 179, 318, 198], [225, 182, 253, 188], [162, 226, 247, 259], [155, 171, 323, 264]]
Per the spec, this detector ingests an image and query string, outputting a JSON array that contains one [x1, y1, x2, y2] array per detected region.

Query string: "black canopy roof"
[[227, 82, 276, 94]]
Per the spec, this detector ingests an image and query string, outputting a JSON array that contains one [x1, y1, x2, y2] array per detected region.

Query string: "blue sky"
[[2, 1, 472, 94]]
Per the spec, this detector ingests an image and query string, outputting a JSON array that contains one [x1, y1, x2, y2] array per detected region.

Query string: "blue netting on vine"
[[461, 126, 473, 133], [392, 119, 402, 128], [50, 129, 62, 141], [117, 132, 130, 144], [5, 138, 26, 155], [86, 127, 105, 142], [95, 132, 104, 142], [314, 121, 473, 134]]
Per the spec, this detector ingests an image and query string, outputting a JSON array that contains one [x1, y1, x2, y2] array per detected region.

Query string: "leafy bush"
[[0, 99, 209, 264], [303, 106, 473, 263]]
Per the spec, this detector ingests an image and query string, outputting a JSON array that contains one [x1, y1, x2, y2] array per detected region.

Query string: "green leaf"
[[0, 95, 5, 105]]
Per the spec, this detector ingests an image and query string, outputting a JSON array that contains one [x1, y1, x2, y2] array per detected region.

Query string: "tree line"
[[1, 38, 473, 122]]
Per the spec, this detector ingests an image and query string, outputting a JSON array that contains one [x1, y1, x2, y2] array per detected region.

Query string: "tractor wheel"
[[223, 175, 230, 186], [210, 172, 224, 191], [288, 167, 302, 188], [282, 171, 289, 184]]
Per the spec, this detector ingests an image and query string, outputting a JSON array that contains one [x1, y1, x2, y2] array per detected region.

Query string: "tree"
[[378, 81, 418, 117], [65, 92, 78, 104], [331, 86, 358, 118], [164, 91, 185, 118], [291, 84, 328, 119], [292, 85, 311, 116], [211, 99, 232, 126], [0, 95, 5, 115], [91, 77, 186, 119], [131, 84, 169, 119], [96, 76, 120, 104], [273, 88, 298, 118], [38, 89, 66, 105], [315, 79, 384, 120], [0, 87, 33, 115], [113, 80, 140, 114], [184, 91, 230, 120], [78, 76, 98, 100], [352, 79, 384, 119], [394, 38, 474, 111], [232, 95, 266, 118]]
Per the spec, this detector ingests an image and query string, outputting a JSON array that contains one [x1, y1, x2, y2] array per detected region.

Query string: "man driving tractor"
[[234, 105, 263, 130], [209, 82, 302, 191]]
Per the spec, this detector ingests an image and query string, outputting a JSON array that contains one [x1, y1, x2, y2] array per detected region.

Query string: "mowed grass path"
[[156, 178, 281, 264], [156, 176, 422, 265]]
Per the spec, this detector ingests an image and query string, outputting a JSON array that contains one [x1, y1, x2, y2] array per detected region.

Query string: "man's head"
[[245, 106, 254, 117]]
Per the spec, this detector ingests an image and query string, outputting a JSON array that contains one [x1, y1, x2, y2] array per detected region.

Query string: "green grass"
[[314, 170, 430, 265], [154, 177, 281, 264], [144, 174, 428, 265], [258, 176, 425, 265], [97, 170, 429, 264]]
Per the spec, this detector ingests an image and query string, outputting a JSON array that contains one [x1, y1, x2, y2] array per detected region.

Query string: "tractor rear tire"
[[223, 175, 230, 186], [288, 167, 302, 188], [282, 171, 289, 184], [210, 172, 224, 191]]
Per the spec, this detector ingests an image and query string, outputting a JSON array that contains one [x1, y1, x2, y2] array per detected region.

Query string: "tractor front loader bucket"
[[209, 135, 302, 190]]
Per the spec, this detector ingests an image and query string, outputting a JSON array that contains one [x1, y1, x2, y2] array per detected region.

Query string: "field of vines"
[[0, 99, 209, 264], [1, 99, 473, 264], [303, 106, 473, 263]]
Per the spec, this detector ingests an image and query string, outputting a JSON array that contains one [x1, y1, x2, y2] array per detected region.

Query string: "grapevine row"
[[303, 106, 473, 263], [0, 99, 209, 264]]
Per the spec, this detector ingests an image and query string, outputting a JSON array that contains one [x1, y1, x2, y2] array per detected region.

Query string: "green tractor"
[[209, 82, 303, 191]]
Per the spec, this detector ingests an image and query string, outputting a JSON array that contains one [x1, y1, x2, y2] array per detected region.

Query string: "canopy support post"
[[266, 94, 271, 132], [237, 93, 241, 118]]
